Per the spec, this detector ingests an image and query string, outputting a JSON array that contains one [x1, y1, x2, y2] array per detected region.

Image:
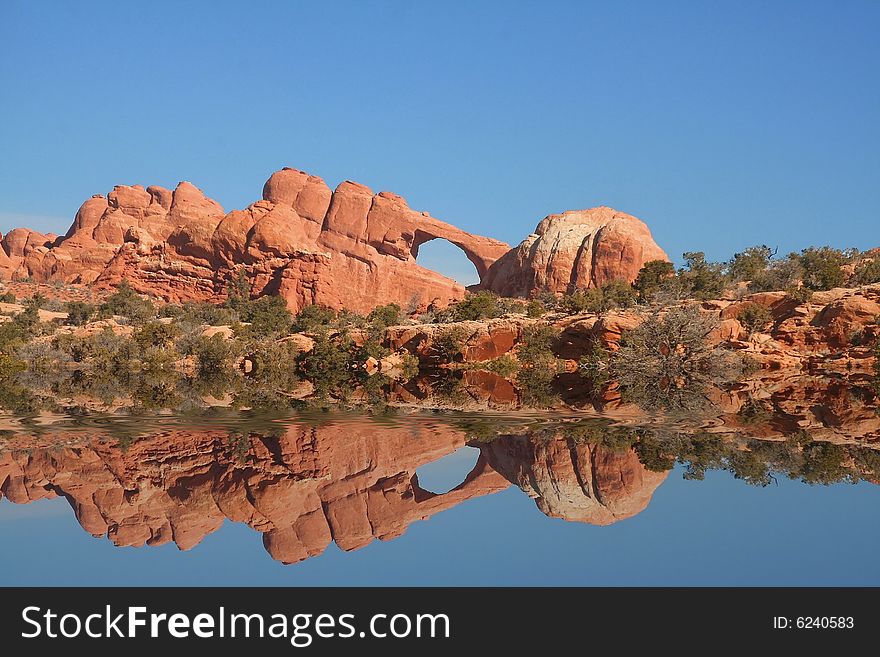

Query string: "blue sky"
[[1, 1, 878, 280]]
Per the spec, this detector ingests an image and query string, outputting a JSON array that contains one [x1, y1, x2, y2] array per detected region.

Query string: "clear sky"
[[1, 1, 878, 278]]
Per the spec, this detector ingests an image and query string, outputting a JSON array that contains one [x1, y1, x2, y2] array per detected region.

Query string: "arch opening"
[[414, 446, 482, 495], [413, 237, 481, 287]]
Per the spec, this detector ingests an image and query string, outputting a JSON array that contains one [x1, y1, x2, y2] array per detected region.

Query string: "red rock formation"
[[0, 167, 510, 314], [481, 206, 669, 297]]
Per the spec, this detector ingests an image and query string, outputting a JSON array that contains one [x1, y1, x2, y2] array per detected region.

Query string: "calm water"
[[1, 412, 879, 586]]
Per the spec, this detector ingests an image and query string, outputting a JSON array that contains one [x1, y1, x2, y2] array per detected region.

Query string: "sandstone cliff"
[[0, 168, 510, 314]]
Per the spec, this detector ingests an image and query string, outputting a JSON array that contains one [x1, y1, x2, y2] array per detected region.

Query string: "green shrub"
[[561, 280, 636, 315], [238, 295, 292, 336], [193, 334, 236, 375], [25, 293, 47, 310], [478, 355, 520, 377], [798, 247, 846, 291], [526, 300, 545, 318], [447, 291, 500, 322], [785, 285, 814, 303], [560, 289, 602, 314], [516, 325, 559, 366], [52, 328, 134, 370], [98, 280, 156, 323], [297, 332, 355, 397], [181, 302, 239, 326], [678, 252, 727, 300], [633, 260, 675, 302], [64, 301, 95, 326], [514, 326, 562, 409], [132, 321, 179, 350], [736, 303, 772, 335], [855, 258, 880, 285], [578, 343, 611, 386], [0, 292, 16, 303], [516, 366, 560, 408], [728, 245, 774, 283], [224, 269, 251, 311], [158, 304, 185, 319], [245, 338, 299, 388], [293, 305, 336, 332], [0, 304, 42, 353], [367, 303, 402, 328]]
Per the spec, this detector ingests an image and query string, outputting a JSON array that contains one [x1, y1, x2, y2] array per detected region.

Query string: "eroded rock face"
[[0, 167, 510, 314], [481, 207, 669, 297]]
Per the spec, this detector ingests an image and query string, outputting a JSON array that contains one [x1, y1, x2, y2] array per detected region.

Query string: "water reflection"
[[1, 407, 877, 565]]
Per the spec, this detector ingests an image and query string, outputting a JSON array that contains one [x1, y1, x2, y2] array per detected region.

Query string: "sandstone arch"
[[411, 227, 510, 281]]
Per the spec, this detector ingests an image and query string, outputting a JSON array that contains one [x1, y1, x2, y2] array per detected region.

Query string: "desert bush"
[[736, 302, 772, 335], [514, 325, 562, 407], [132, 321, 179, 351], [297, 331, 356, 398], [526, 299, 545, 318], [516, 325, 558, 366], [854, 258, 880, 285], [430, 326, 467, 363], [224, 269, 251, 311], [677, 252, 727, 300], [633, 260, 676, 302], [64, 301, 95, 326], [245, 338, 300, 388], [188, 302, 239, 326], [367, 303, 402, 328], [293, 305, 336, 333], [577, 343, 611, 387], [612, 305, 743, 411], [98, 281, 156, 324], [193, 334, 237, 375], [748, 256, 803, 293], [138, 345, 178, 372], [784, 285, 814, 303], [516, 366, 560, 408], [237, 295, 292, 336], [25, 293, 47, 309], [0, 300, 46, 354], [53, 328, 134, 370], [728, 245, 774, 283], [494, 297, 527, 316], [561, 280, 637, 315], [15, 340, 68, 372], [478, 355, 521, 377], [798, 246, 846, 291], [440, 291, 500, 322], [560, 289, 601, 314]]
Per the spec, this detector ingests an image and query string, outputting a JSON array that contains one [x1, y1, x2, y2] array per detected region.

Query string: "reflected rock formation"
[[481, 436, 668, 525], [0, 424, 667, 564]]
